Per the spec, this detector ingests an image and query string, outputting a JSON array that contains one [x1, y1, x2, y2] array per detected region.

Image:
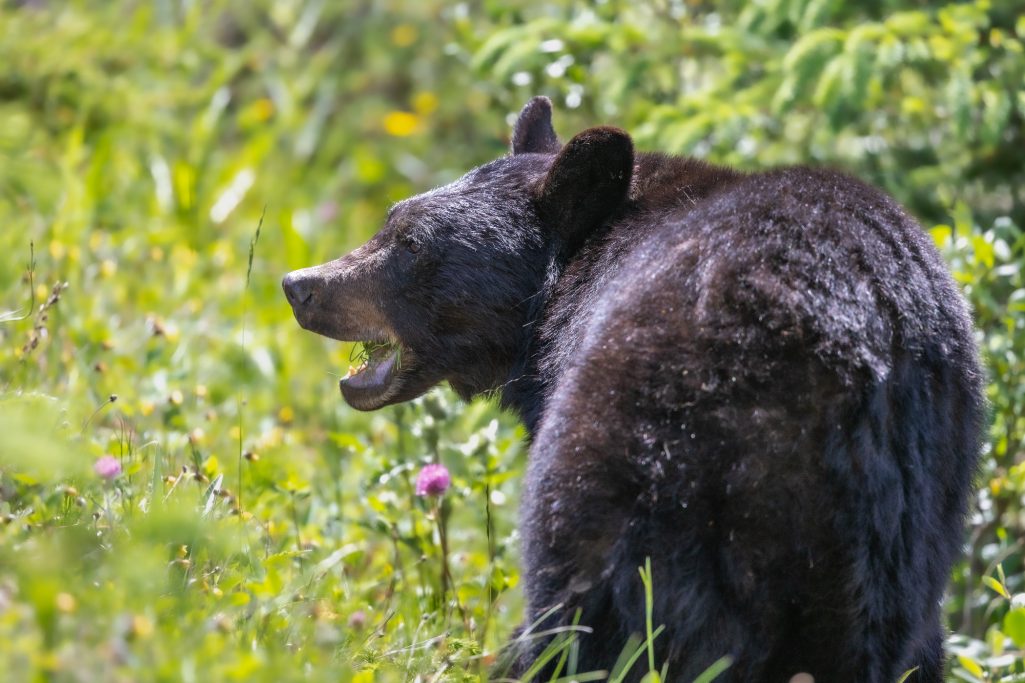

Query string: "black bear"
[[283, 97, 983, 682]]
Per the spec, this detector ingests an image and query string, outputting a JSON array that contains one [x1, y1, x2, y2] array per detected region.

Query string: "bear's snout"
[[281, 264, 390, 344], [282, 270, 317, 308]]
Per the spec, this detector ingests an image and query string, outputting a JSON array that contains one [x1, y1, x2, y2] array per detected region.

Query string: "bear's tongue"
[[342, 347, 399, 390]]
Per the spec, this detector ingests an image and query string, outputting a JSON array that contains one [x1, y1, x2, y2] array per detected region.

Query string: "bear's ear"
[[511, 96, 560, 155], [537, 126, 634, 253]]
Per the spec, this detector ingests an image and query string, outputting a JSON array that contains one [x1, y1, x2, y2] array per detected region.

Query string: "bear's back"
[[602, 165, 976, 391]]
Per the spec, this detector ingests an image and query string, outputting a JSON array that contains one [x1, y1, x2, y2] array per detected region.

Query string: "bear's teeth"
[[345, 360, 372, 379]]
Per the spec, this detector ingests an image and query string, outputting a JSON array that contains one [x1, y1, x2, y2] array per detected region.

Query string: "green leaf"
[[897, 667, 919, 683], [957, 654, 985, 680], [691, 656, 733, 683], [986, 625, 1005, 657], [972, 235, 995, 269], [983, 575, 1010, 599], [1004, 608, 1025, 648], [930, 225, 953, 249], [774, 28, 844, 112]]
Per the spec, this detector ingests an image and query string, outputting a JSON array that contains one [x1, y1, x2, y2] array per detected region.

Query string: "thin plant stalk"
[[237, 207, 264, 520]]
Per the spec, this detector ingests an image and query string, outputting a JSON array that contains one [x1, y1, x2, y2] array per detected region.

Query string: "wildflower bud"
[[347, 610, 367, 630], [415, 463, 450, 497], [93, 455, 122, 480]]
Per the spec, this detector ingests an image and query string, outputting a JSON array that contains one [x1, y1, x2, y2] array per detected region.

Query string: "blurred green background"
[[0, 1, 1023, 681]]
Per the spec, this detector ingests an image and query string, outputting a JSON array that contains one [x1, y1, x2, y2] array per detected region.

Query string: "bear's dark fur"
[[283, 97, 984, 682]]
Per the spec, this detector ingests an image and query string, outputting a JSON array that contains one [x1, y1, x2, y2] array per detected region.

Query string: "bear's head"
[[282, 97, 634, 410]]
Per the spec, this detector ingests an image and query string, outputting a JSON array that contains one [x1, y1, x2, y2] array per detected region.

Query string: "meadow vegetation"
[[1, 1, 1023, 681]]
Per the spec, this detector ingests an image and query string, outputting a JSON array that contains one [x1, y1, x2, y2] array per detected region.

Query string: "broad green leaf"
[[1005, 608, 1025, 648], [958, 654, 985, 679]]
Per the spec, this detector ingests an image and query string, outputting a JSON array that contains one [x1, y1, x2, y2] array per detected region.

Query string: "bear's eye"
[[405, 238, 421, 254]]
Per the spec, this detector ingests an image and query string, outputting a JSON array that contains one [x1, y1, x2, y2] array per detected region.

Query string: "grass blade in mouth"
[[347, 341, 402, 377]]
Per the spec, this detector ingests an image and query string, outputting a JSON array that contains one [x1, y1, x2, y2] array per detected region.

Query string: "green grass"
[[1, 1, 1024, 682], [348, 341, 403, 376]]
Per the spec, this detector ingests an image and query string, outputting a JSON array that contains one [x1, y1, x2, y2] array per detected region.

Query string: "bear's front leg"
[[505, 440, 625, 679]]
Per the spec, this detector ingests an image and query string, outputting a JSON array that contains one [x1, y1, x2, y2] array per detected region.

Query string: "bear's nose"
[[282, 271, 315, 307]]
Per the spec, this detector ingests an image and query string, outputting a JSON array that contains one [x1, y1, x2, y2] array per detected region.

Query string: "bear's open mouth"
[[339, 340, 404, 407]]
